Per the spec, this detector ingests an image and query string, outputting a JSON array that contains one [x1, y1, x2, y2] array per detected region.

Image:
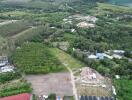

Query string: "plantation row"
[[12, 25, 54, 45], [12, 42, 65, 74], [0, 20, 32, 37]]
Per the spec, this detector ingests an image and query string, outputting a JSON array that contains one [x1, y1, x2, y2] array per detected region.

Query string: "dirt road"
[[63, 63, 78, 100]]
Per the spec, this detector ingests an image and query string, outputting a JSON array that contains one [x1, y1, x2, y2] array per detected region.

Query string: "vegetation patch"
[[12, 42, 65, 74], [114, 79, 132, 100], [50, 48, 85, 70], [0, 71, 22, 84], [0, 81, 32, 97], [0, 20, 31, 37]]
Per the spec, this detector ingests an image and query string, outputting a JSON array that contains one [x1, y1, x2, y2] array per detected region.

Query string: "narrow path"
[[50, 48, 85, 100], [66, 65, 79, 100], [11, 27, 36, 39]]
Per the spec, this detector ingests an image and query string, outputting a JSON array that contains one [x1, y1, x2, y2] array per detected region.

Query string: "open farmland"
[[12, 43, 66, 74], [0, 20, 32, 37], [11, 25, 53, 45], [0, 25, 50, 56]]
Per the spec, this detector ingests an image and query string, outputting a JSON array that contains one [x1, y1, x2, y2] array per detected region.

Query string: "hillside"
[[0, 0, 132, 100]]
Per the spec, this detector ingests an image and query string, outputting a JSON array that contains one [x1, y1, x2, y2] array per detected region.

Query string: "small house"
[[113, 50, 125, 55], [96, 53, 104, 60], [112, 54, 122, 59], [56, 96, 63, 100], [103, 53, 113, 59], [88, 55, 97, 59]]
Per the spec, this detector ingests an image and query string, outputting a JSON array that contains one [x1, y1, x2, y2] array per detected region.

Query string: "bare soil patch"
[[74, 67, 112, 96], [25, 72, 73, 96]]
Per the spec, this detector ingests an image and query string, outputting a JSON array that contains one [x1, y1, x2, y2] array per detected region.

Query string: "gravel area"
[[26, 72, 73, 96]]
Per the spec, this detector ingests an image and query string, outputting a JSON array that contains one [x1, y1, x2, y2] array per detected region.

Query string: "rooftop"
[[0, 93, 31, 100]]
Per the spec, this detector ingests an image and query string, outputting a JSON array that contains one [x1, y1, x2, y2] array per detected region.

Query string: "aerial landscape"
[[0, 0, 132, 100]]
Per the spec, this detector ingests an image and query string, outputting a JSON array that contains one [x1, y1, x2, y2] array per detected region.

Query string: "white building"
[[113, 50, 125, 54], [115, 75, 120, 79], [112, 86, 117, 95], [103, 53, 113, 59], [112, 54, 122, 59], [0, 65, 14, 73], [77, 22, 95, 28], [71, 29, 76, 33], [88, 55, 97, 59]]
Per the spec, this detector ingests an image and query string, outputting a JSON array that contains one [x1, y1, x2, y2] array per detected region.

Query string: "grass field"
[[50, 48, 85, 70]]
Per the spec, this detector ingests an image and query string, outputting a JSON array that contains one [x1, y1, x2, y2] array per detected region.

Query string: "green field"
[[50, 48, 85, 70], [12, 42, 66, 74], [114, 79, 132, 100]]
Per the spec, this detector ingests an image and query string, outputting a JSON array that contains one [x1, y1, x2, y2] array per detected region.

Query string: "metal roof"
[[80, 96, 115, 100]]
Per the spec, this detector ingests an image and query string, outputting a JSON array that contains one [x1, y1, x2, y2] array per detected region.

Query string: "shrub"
[[0, 71, 22, 84]]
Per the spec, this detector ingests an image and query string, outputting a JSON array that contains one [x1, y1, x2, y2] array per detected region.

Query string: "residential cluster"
[[88, 50, 125, 60], [63, 14, 98, 28], [0, 56, 14, 73]]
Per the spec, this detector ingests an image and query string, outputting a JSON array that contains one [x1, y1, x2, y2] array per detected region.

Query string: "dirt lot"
[[76, 84, 112, 96], [74, 67, 112, 96], [26, 72, 73, 96]]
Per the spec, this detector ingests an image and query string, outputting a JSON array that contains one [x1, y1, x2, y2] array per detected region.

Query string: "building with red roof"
[[0, 93, 32, 100]]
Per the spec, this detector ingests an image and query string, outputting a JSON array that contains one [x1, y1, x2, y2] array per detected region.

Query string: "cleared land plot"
[[75, 67, 112, 96], [50, 48, 85, 70], [26, 72, 73, 96], [0, 20, 31, 37], [0, 20, 17, 26], [11, 27, 35, 39], [76, 84, 111, 96]]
